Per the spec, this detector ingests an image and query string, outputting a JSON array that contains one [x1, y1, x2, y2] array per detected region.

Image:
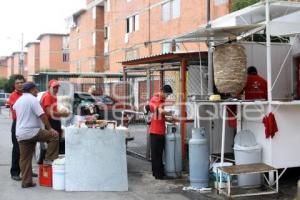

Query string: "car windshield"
[[98, 96, 114, 104], [74, 93, 95, 103]]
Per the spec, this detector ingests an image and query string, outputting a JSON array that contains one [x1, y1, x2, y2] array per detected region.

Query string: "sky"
[[0, 0, 86, 56]]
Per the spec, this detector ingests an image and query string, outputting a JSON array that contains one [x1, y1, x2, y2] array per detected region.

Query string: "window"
[[92, 32, 96, 46], [125, 49, 139, 60], [104, 56, 109, 70], [104, 26, 109, 40], [126, 14, 139, 33], [162, 42, 179, 53], [162, 0, 180, 21], [92, 7, 96, 19], [63, 50, 69, 62], [90, 58, 96, 72], [75, 61, 81, 72], [104, 40, 109, 53], [77, 38, 81, 50], [104, 0, 110, 12]]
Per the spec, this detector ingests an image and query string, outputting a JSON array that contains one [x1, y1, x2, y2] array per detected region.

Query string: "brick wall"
[[105, 0, 230, 72]]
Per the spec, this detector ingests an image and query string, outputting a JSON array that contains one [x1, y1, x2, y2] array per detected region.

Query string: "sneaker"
[[22, 182, 36, 188], [11, 175, 21, 181]]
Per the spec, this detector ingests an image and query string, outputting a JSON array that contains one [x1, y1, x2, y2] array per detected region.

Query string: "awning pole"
[[266, 0, 272, 106], [180, 59, 187, 168], [266, 0, 275, 185]]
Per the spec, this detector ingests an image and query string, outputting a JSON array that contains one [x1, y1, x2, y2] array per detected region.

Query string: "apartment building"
[[25, 42, 40, 81], [86, 0, 230, 72], [12, 52, 28, 79], [37, 33, 70, 72], [0, 57, 8, 79], [67, 4, 105, 73]]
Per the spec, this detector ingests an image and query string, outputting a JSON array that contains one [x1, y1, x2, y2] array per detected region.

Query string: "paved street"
[[0, 107, 298, 200]]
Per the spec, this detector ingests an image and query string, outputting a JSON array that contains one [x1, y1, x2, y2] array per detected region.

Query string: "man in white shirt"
[[13, 82, 59, 188]]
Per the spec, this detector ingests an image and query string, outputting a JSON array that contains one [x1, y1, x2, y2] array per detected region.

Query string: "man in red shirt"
[[7, 75, 25, 181], [40, 80, 69, 154], [244, 66, 268, 100], [149, 85, 175, 180]]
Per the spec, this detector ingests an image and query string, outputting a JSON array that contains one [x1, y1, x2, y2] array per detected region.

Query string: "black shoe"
[[32, 172, 38, 177], [11, 175, 21, 181], [22, 183, 36, 188]]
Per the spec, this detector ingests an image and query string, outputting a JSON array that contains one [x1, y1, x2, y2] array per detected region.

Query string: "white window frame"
[[76, 60, 81, 72], [162, 0, 180, 21], [92, 7, 97, 20], [77, 38, 81, 50], [105, 0, 110, 12], [126, 14, 139, 33], [92, 32, 96, 46]]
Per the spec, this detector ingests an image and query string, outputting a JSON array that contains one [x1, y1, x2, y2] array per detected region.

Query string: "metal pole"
[[266, 0, 274, 185], [266, 0, 272, 105], [180, 59, 187, 167], [146, 70, 151, 160], [207, 0, 213, 95]]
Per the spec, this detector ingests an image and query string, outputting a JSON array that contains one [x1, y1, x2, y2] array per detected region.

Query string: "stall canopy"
[[172, 1, 300, 43]]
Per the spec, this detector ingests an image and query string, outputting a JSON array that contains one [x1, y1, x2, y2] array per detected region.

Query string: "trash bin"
[[234, 130, 262, 187]]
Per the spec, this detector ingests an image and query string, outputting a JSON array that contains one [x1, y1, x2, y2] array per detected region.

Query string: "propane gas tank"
[[165, 124, 182, 178], [189, 127, 209, 189]]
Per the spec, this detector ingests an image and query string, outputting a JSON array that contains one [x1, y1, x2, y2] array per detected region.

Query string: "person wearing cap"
[[13, 82, 59, 188], [149, 85, 176, 180], [7, 75, 26, 181], [40, 80, 69, 154]]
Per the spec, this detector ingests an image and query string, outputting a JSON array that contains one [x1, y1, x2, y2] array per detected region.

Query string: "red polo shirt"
[[245, 75, 268, 100], [149, 93, 166, 135], [40, 91, 58, 119], [7, 90, 22, 120]]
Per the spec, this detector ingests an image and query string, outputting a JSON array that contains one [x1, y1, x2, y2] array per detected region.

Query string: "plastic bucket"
[[211, 162, 233, 188], [234, 144, 262, 187], [52, 158, 65, 190]]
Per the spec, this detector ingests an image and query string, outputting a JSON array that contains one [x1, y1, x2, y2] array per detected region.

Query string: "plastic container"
[[39, 164, 52, 187], [234, 130, 262, 187], [211, 162, 233, 188], [52, 157, 65, 190]]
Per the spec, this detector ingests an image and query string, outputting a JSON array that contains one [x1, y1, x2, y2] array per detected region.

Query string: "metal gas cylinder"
[[189, 127, 209, 189], [165, 124, 182, 178]]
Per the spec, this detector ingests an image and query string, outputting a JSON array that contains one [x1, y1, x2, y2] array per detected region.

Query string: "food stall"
[[171, 0, 300, 197]]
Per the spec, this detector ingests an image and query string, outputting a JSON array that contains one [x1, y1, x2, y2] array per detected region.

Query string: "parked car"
[[0, 93, 10, 106], [94, 95, 136, 125]]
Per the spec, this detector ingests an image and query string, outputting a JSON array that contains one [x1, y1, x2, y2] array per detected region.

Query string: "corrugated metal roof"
[[122, 52, 207, 66], [32, 71, 146, 78]]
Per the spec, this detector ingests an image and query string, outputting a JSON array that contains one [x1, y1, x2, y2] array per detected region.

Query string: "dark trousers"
[[150, 134, 165, 179], [19, 129, 59, 185], [10, 120, 20, 177]]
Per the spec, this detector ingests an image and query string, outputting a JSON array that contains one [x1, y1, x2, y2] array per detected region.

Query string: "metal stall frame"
[[122, 52, 207, 166]]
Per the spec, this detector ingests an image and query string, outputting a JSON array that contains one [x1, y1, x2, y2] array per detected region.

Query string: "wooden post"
[[123, 67, 128, 103], [180, 59, 187, 166]]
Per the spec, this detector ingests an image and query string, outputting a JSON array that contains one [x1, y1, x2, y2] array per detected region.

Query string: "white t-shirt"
[[13, 93, 45, 141]]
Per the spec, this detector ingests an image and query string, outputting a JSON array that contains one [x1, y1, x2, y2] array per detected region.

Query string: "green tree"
[[231, 0, 260, 12], [0, 78, 8, 91], [4, 75, 16, 93]]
